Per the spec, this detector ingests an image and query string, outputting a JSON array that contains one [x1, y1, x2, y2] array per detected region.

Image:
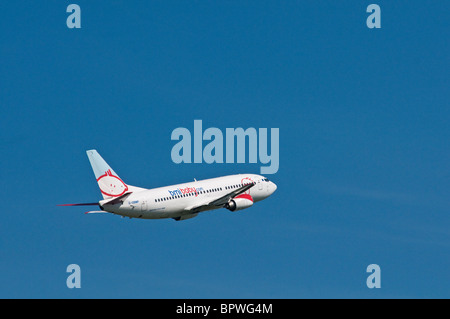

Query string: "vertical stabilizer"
[[86, 150, 129, 199]]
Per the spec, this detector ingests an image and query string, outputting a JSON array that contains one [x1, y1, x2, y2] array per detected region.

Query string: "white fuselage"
[[101, 174, 277, 219]]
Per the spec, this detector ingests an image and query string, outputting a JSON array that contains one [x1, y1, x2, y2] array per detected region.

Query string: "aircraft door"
[[141, 200, 147, 211]]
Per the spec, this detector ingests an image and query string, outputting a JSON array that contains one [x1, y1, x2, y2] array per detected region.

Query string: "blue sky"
[[1, 1, 449, 298]]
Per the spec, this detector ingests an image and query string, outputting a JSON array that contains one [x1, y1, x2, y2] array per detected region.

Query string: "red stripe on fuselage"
[[234, 194, 253, 202]]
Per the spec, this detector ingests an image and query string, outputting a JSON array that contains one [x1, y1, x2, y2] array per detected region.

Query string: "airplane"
[[58, 150, 277, 221]]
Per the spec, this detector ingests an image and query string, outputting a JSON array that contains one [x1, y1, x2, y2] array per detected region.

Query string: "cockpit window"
[[263, 178, 269, 182]]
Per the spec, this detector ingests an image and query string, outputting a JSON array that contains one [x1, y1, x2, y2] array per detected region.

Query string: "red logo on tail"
[[97, 169, 128, 197]]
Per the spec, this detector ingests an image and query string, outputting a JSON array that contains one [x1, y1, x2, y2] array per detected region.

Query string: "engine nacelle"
[[226, 194, 254, 212]]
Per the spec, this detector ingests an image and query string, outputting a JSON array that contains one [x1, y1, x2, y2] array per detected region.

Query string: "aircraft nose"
[[270, 181, 277, 195]]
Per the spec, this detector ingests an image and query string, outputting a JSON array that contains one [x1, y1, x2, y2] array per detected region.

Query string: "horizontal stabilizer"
[[99, 192, 132, 206], [57, 202, 99, 206], [84, 211, 108, 214]]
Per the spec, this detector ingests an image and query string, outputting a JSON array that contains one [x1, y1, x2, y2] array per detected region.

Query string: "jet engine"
[[225, 194, 254, 212]]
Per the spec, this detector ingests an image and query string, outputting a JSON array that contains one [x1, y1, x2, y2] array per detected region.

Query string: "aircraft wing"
[[184, 182, 255, 213]]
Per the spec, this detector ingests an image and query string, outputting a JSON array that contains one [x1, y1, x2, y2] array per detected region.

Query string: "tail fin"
[[86, 150, 131, 199]]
